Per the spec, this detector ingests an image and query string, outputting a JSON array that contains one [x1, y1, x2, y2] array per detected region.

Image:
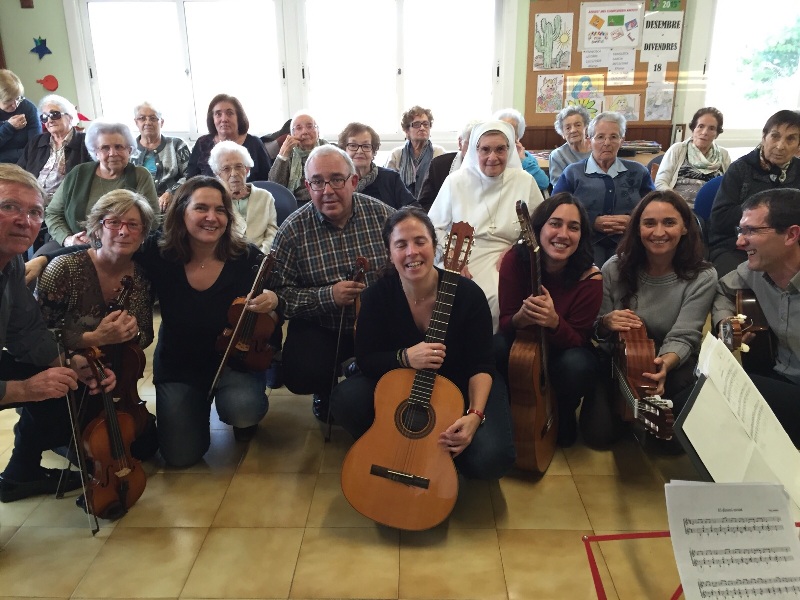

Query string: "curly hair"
[[400, 106, 434, 132], [615, 190, 709, 308], [337, 122, 380, 152]]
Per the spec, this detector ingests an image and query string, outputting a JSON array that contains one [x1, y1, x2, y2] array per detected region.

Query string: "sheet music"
[[689, 334, 800, 516], [666, 481, 800, 599]]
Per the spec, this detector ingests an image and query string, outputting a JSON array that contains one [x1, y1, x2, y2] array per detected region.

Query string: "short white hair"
[[133, 101, 162, 119], [459, 119, 482, 144], [209, 140, 254, 174], [492, 108, 526, 140], [84, 120, 139, 161], [38, 94, 79, 122], [291, 110, 317, 132], [304, 145, 356, 178], [588, 112, 627, 138]]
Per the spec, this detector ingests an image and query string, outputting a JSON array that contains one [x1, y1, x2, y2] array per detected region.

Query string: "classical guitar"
[[612, 327, 675, 441], [340, 222, 474, 531], [507, 200, 557, 473], [719, 289, 776, 374]]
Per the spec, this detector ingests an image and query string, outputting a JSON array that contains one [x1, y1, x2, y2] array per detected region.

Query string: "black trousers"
[[282, 318, 355, 398]]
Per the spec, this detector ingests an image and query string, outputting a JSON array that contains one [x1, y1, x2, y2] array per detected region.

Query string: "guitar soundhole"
[[394, 401, 434, 439]]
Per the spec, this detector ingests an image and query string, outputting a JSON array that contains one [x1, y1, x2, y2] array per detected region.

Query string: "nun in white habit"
[[429, 119, 544, 332]]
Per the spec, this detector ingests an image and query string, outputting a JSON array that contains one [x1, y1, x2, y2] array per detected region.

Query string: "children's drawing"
[[566, 98, 601, 120], [533, 13, 573, 71], [644, 82, 675, 121], [536, 74, 564, 113], [605, 94, 639, 122], [566, 74, 604, 100]]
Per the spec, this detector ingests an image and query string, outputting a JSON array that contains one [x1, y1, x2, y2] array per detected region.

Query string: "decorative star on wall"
[[30, 37, 52, 59]]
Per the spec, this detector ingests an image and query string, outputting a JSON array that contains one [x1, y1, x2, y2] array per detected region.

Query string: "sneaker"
[[266, 360, 283, 389], [312, 394, 333, 424], [0, 467, 83, 503], [233, 424, 258, 442]]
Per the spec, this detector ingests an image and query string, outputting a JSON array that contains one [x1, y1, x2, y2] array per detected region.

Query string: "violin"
[[211, 253, 278, 394], [80, 347, 147, 521]]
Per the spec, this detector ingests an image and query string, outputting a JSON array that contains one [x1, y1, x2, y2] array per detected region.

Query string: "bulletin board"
[[523, 0, 687, 150]]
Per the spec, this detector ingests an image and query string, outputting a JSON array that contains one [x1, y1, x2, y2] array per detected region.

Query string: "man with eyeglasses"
[[712, 188, 800, 446], [269, 111, 327, 205], [0, 69, 42, 164], [131, 102, 190, 213], [0, 164, 116, 502], [269, 145, 394, 423]]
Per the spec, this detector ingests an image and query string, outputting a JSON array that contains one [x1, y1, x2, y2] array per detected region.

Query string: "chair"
[[251, 181, 298, 225], [693, 176, 722, 223], [647, 154, 664, 182]]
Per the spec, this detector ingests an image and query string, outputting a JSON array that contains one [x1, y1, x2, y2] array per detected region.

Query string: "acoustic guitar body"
[[508, 330, 557, 473], [341, 368, 462, 531]]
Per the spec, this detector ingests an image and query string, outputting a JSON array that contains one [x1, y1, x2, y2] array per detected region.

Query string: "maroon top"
[[498, 247, 602, 350]]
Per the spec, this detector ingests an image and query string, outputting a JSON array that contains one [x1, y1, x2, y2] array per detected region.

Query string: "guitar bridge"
[[370, 465, 430, 489]]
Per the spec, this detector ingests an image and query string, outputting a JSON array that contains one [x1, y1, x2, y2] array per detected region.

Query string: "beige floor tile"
[[646, 451, 705, 484], [563, 437, 655, 478], [491, 474, 591, 530], [594, 532, 681, 599], [238, 425, 324, 474], [291, 527, 400, 599], [448, 478, 496, 529], [399, 528, 506, 600], [319, 428, 354, 473], [499, 529, 618, 600], [181, 527, 304, 598], [542, 447, 572, 476], [267, 393, 320, 431], [23, 489, 119, 529], [305, 472, 375, 527], [0, 526, 107, 596], [213, 472, 316, 527], [73, 527, 207, 598], [117, 472, 231, 528], [0, 493, 44, 526], [574, 474, 669, 531], [0, 524, 18, 547], [151, 428, 247, 474]]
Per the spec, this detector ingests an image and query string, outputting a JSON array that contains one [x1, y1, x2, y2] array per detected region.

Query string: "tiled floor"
[[0, 316, 702, 600]]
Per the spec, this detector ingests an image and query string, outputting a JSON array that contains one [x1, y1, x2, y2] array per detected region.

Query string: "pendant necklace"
[[479, 173, 502, 235]]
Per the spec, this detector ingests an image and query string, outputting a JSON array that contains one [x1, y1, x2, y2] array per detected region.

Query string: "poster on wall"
[[640, 11, 683, 63], [533, 13, 573, 70], [644, 81, 675, 121], [536, 74, 564, 113], [578, 2, 644, 50], [565, 73, 605, 119], [605, 94, 640, 121]]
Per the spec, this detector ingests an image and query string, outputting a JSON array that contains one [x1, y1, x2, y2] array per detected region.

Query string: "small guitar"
[[507, 200, 557, 473], [340, 222, 474, 531], [719, 289, 776, 373], [612, 327, 675, 441]]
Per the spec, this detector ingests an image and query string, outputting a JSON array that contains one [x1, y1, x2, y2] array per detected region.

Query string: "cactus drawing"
[[536, 15, 562, 69]]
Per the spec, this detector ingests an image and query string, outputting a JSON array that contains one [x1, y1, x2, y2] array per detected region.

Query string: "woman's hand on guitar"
[[602, 309, 642, 332], [641, 352, 680, 397], [332, 280, 366, 307], [405, 342, 446, 370], [438, 415, 479, 457], [246, 290, 278, 314], [70, 353, 117, 395], [87, 310, 139, 346], [514, 288, 558, 330]]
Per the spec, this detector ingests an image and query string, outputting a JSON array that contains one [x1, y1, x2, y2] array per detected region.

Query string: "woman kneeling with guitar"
[[331, 207, 516, 483], [496, 193, 602, 449], [591, 190, 716, 448]]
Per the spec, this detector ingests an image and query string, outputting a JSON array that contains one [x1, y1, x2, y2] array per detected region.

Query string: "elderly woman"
[[338, 122, 416, 209], [387, 105, 446, 199], [131, 102, 191, 213], [268, 111, 326, 205], [187, 94, 271, 182], [210, 140, 277, 253], [429, 120, 544, 332], [493, 108, 549, 192], [549, 105, 592, 185], [709, 109, 800, 277], [0, 69, 41, 164], [43, 120, 158, 249], [553, 111, 655, 266], [655, 107, 730, 207]]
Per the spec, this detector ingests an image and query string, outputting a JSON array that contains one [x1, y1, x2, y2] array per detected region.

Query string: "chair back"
[[647, 154, 664, 182], [251, 181, 298, 225], [693, 176, 722, 222]]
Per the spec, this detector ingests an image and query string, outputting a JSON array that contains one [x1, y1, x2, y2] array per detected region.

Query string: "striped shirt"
[[269, 193, 395, 333]]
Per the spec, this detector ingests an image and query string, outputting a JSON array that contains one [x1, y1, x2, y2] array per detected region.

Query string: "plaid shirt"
[[269, 193, 394, 333]]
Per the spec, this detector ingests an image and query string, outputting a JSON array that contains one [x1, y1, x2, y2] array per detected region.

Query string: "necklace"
[[478, 172, 502, 235], [402, 278, 438, 306]]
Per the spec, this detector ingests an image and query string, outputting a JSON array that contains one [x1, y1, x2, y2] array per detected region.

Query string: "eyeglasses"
[[219, 164, 248, 176], [345, 143, 373, 153], [476, 144, 509, 158], [101, 218, 142, 232], [735, 225, 775, 237], [592, 134, 621, 143], [135, 115, 160, 123], [40, 111, 64, 123], [410, 121, 431, 129], [0, 201, 44, 223], [308, 175, 352, 191], [292, 123, 317, 133]]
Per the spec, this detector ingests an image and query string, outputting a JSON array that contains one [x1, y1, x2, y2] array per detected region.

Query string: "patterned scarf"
[[758, 144, 792, 183], [398, 140, 434, 197], [687, 141, 723, 175], [355, 163, 379, 192], [288, 144, 317, 192]]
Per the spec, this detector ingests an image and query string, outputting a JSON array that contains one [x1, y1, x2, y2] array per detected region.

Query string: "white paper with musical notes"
[[666, 481, 800, 599]]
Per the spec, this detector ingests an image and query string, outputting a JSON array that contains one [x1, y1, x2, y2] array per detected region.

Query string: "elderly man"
[[417, 119, 480, 213], [553, 111, 655, 266], [131, 102, 190, 213], [0, 164, 114, 502], [269, 145, 394, 421], [712, 188, 800, 446], [268, 111, 327, 205], [493, 108, 549, 193]]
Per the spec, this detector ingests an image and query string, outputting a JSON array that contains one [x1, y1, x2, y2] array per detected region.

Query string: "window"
[[67, 0, 507, 142]]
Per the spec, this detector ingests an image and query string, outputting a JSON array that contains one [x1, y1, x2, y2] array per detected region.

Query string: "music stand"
[[671, 375, 713, 482]]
